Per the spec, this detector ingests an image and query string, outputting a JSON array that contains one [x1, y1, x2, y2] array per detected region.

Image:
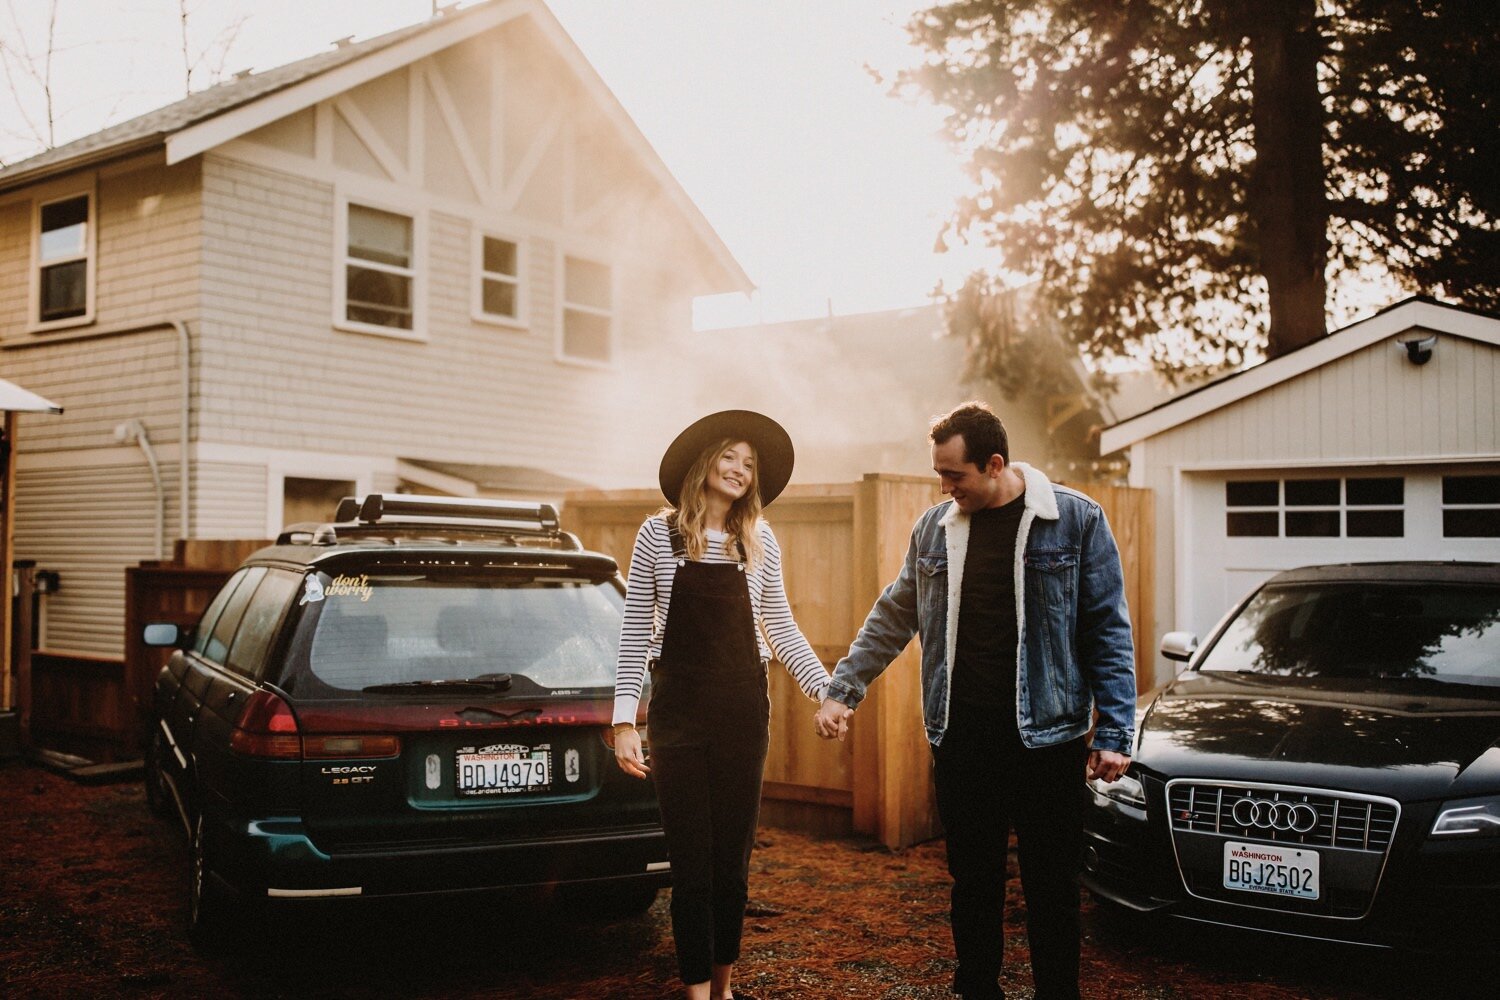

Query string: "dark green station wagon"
[[144, 494, 667, 941]]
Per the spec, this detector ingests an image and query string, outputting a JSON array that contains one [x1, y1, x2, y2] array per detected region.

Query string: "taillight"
[[230, 690, 302, 759], [304, 735, 400, 759]]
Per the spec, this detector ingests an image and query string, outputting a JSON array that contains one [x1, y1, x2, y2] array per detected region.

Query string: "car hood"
[[1137, 671, 1500, 799]]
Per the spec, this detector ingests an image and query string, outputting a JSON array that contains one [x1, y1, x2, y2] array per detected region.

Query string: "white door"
[[1182, 465, 1500, 641]]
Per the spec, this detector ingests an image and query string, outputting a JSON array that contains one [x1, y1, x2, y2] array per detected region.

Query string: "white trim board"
[[1101, 300, 1500, 454]]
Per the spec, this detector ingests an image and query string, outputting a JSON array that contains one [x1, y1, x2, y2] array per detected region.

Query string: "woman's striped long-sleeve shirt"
[[611, 515, 831, 725]]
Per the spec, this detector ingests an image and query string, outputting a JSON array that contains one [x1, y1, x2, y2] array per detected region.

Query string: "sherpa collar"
[[938, 461, 1057, 531]]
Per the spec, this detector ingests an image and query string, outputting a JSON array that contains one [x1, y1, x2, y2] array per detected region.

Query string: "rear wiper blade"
[[362, 675, 513, 694]]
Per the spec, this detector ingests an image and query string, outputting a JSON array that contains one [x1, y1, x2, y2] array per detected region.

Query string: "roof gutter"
[[0, 136, 165, 197]]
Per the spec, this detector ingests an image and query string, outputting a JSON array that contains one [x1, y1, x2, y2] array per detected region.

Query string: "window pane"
[[348, 204, 412, 267], [1347, 510, 1404, 537], [39, 260, 87, 320], [295, 575, 624, 693], [1226, 480, 1277, 507], [482, 277, 517, 318], [347, 265, 412, 328], [1285, 479, 1339, 506], [227, 570, 301, 679], [564, 256, 611, 309], [1444, 475, 1500, 505], [194, 570, 249, 656], [1286, 510, 1340, 536], [483, 237, 517, 276], [1227, 511, 1278, 536], [1346, 477, 1403, 506], [563, 308, 610, 361], [39, 196, 87, 261], [1444, 509, 1500, 538], [205, 567, 266, 663]]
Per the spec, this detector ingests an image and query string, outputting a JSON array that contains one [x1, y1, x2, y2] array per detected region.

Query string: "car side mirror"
[[143, 622, 189, 648], [1160, 630, 1199, 663]]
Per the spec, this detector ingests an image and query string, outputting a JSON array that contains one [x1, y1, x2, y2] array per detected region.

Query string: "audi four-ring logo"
[[1230, 797, 1318, 833]]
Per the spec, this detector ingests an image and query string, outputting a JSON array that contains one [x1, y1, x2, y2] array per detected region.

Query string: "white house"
[[1101, 297, 1500, 688], [0, 0, 748, 658]]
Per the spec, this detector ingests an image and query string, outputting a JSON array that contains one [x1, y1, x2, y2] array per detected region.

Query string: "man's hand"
[[614, 727, 650, 779], [1087, 749, 1130, 783], [815, 698, 854, 742]]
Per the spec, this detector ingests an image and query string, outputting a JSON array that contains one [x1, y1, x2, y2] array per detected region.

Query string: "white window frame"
[[555, 249, 616, 368], [1440, 473, 1500, 538], [1224, 475, 1406, 539], [28, 177, 98, 333], [333, 191, 426, 342], [471, 228, 527, 330]]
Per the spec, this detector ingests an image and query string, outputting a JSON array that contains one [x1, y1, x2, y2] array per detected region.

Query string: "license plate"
[[455, 743, 552, 796], [1223, 840, 1320, 900]]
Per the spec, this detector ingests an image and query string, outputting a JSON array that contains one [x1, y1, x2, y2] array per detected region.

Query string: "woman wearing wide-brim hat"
[[612, 410, 830, 1000]]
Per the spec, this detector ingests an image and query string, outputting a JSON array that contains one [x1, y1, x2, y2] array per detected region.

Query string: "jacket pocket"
[[915, 553, 948, 651]]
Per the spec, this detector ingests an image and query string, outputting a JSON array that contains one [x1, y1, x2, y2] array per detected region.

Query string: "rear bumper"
[[213, 818, 671, 900]]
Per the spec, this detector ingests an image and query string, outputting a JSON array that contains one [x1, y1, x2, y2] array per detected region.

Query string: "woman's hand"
[[614, 727, 650, 778]]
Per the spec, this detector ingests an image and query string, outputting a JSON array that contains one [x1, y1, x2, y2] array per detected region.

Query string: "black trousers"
[[650, 717, 769, 985], [933, 707, 1087, 1000]]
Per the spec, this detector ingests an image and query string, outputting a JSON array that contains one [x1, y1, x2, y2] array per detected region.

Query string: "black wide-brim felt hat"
[[658, 410, 795, 508]]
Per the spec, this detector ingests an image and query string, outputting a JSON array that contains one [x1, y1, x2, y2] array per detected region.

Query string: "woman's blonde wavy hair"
[[664, 436, 765, 569]]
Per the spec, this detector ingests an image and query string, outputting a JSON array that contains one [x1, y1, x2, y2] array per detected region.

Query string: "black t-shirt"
[[949, 490, 1027, 721]]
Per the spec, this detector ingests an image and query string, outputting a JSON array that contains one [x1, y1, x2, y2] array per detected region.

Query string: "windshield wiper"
[[362, 674, 513, 695]]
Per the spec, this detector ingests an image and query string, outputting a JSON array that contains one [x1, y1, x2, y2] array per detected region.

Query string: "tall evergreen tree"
[[905, 0, 1499, 378]]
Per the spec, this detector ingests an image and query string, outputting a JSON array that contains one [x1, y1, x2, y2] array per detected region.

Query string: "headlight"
[[1089, 772, 1146, 810], [1430, 796, 1500, 838]]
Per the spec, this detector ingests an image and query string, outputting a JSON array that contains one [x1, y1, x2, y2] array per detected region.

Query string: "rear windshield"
[[1197, 581, 1500, 686], [280, 568, 623, 696]]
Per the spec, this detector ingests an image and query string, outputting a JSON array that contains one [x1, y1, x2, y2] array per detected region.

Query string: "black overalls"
[[648, 524, 771, 986]]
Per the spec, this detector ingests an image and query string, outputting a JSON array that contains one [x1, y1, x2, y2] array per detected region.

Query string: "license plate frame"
[[1222, 840, 1320, 900], [455, 742, 553, 797]]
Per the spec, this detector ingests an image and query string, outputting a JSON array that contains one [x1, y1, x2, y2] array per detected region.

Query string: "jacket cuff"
[[823, 679, 864, 710], [1092, 727, 1132, 755]]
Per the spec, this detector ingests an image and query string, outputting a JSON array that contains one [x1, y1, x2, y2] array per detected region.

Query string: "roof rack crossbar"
[[356, 493, 560, 530]]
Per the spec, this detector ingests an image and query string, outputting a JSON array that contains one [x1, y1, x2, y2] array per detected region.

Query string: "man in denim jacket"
[[815, 401, 1134, 1000]]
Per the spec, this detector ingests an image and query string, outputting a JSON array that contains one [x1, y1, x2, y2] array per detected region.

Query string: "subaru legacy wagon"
[[144, 494, 666, 942]]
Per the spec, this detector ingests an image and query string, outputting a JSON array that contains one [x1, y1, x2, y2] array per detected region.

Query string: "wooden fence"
[[565, 474, 1153, 849], [18, 539, 267, 761]]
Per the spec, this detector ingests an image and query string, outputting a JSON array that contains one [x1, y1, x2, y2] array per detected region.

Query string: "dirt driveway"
[[0, 759, 1485, 999]]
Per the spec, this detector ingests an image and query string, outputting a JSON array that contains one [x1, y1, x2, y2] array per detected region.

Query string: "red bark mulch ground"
[[0, 759, 1484, 999]]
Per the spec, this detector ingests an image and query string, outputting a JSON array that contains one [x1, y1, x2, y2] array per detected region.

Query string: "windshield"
[[281, 569, 623, 695], [1196, 581, 1500, 686]]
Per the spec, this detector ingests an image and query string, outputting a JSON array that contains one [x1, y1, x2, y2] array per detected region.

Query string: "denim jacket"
[[825, 463, 1136, 753]]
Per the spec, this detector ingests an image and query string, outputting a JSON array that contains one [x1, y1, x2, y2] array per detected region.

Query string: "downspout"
[[171, 319, 190, 545], [115, 419, 164, 560]]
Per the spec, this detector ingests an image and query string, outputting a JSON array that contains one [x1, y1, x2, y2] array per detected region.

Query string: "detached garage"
[[1101, 298, 1500, 688]]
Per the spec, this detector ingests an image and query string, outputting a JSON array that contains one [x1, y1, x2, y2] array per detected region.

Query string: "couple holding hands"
[[610, 402, 1136, 1000]]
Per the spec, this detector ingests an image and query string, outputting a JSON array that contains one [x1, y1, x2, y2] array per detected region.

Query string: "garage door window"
[[1443, 475, 1500, 538], [1226, 477, 1404, 538]]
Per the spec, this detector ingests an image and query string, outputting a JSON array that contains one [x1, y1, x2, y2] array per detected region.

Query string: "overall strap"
[[665, 513, 748, 563], [665, 513, 687, 559]]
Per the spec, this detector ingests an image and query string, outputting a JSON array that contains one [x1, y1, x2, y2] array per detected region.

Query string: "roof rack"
[[276, 494, 581, 549]]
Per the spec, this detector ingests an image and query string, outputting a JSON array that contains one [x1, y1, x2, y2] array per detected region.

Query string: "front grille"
[[1168, 781, 1398, 852]]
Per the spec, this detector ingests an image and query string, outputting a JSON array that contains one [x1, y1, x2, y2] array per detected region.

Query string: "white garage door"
[[1183, 465, 1500, 640]]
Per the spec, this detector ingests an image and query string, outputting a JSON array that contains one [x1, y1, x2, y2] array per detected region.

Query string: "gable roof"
[[1100, 297, 1500, 454], [0, 0, 750, 293]]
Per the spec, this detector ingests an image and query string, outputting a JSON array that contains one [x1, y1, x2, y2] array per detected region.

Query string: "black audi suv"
[[1083, 561, 1500, 951]]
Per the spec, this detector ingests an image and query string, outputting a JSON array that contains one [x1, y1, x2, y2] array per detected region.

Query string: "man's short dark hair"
[[929, 401, 1009, 468]]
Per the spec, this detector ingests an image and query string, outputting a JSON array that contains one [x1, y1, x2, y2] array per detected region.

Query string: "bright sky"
[[1, 0, 998, 330]]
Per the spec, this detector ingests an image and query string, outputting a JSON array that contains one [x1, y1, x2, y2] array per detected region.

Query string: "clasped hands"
[[814, 697, 854, 741]]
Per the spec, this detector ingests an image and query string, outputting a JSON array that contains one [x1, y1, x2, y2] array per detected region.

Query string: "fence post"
[[850, 474, 942, 849], [12, 560, 36, 749]]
